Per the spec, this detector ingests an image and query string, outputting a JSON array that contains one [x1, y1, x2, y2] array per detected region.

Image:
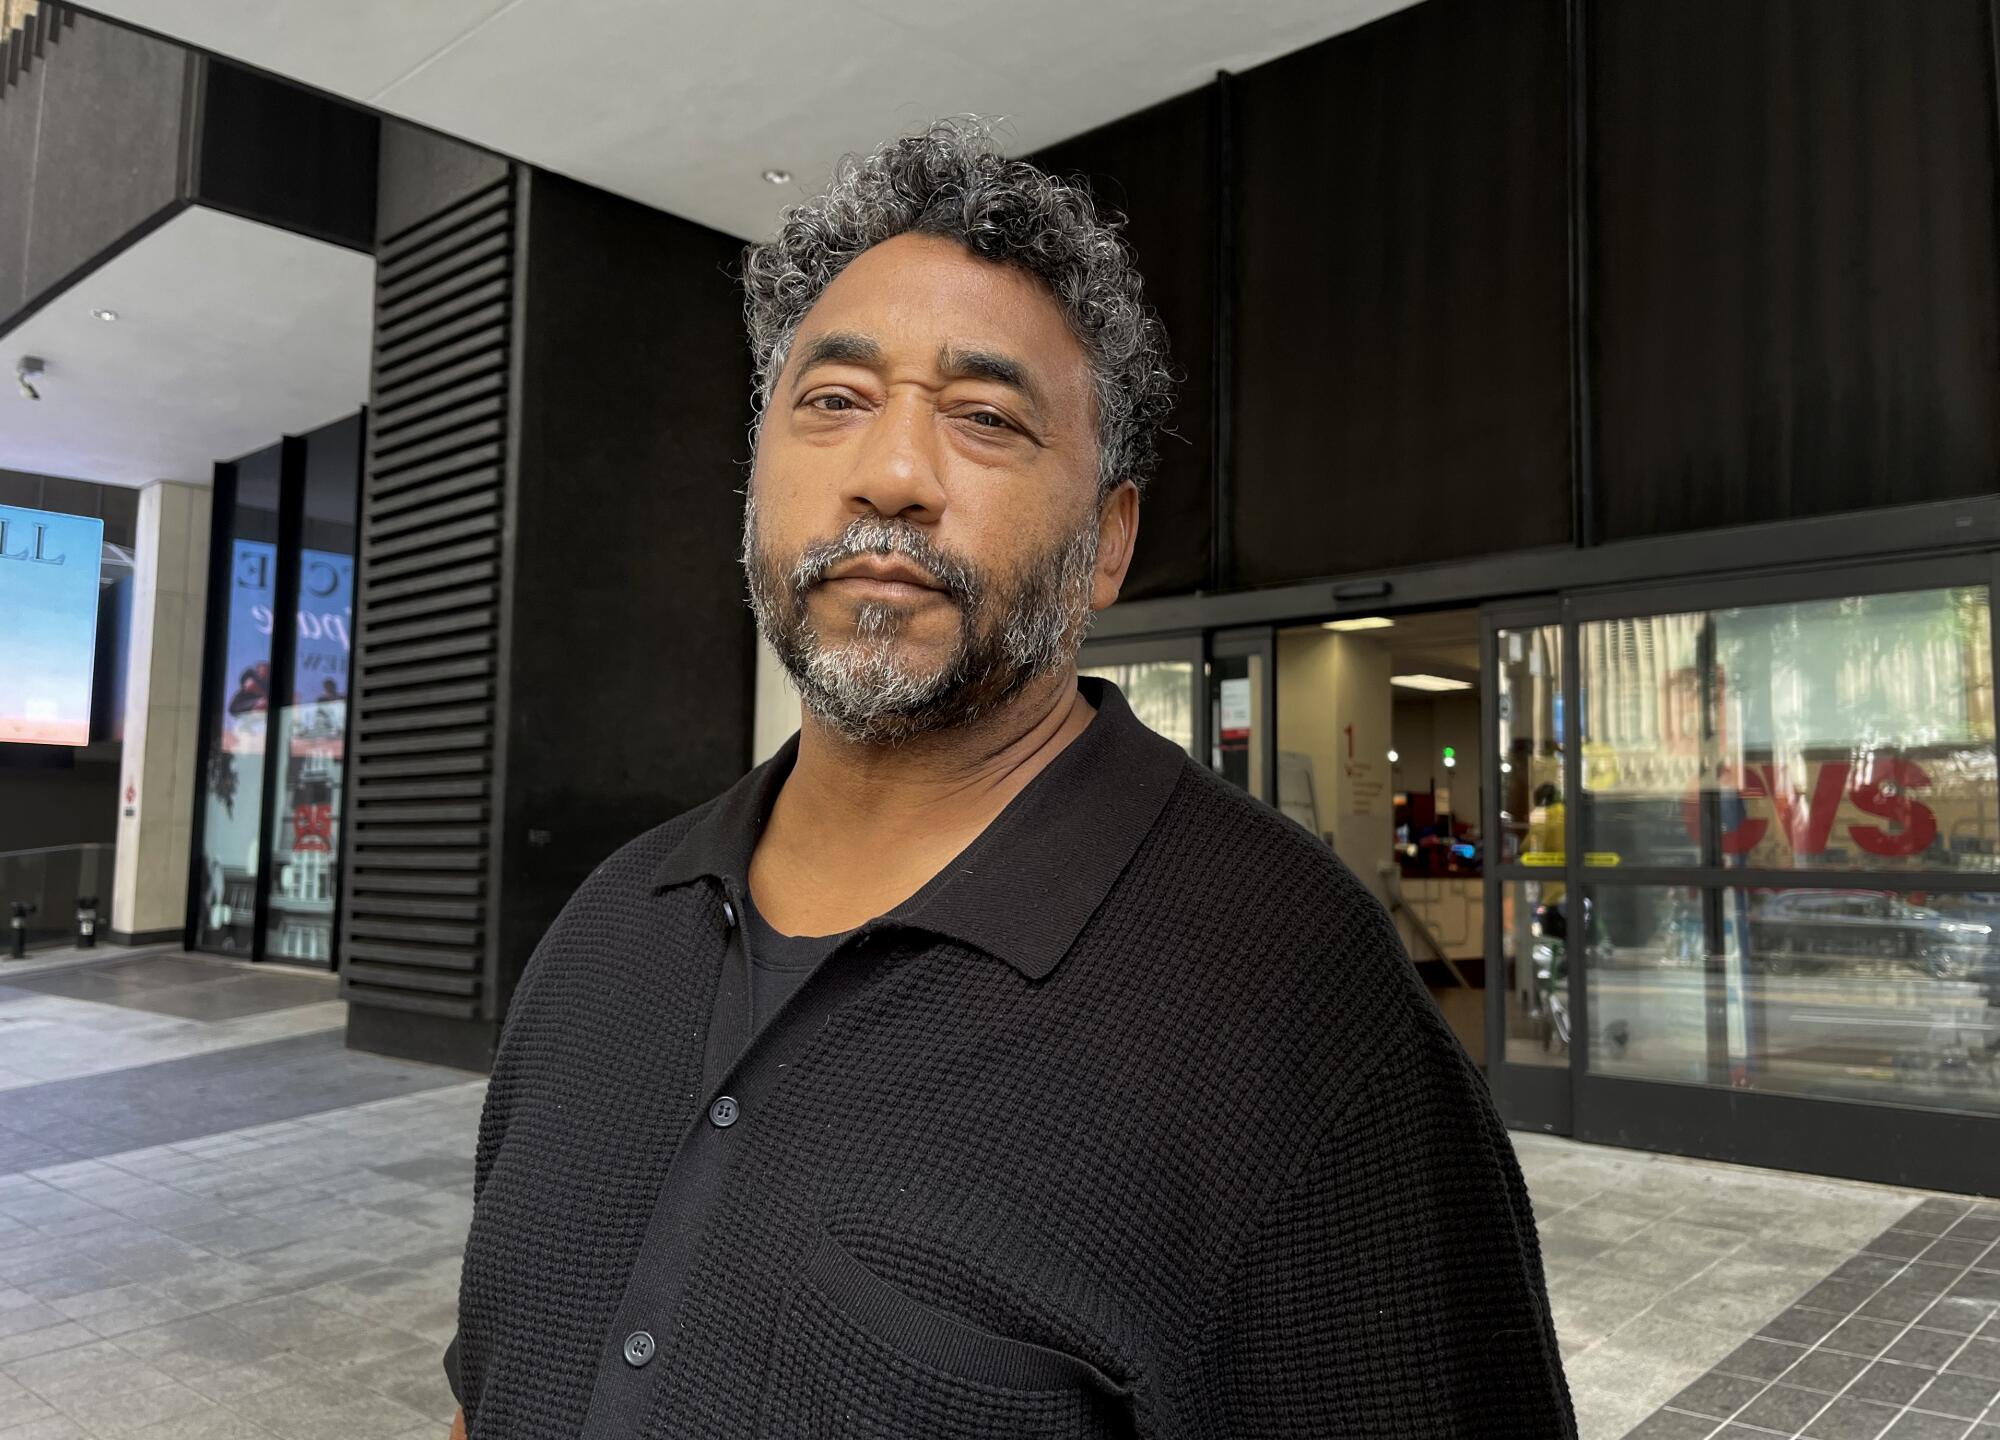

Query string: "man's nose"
[[843, 393, 945, 519]]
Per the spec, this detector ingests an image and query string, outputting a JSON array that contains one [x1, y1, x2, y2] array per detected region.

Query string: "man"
[[444, 118, 1573, 1438]]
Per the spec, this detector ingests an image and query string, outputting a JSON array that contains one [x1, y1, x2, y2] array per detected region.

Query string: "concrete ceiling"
[[0, 204, 373, 487], [84, 0, 1420, 241]]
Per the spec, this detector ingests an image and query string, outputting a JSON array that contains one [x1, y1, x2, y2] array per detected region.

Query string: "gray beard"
[[740, 491, 1100, 746]]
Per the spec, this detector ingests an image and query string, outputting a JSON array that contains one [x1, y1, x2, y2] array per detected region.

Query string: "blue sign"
[[0, 506, 104, 745]]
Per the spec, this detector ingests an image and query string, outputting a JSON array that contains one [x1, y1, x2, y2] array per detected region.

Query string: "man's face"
[[744, 231, 1137, 745]]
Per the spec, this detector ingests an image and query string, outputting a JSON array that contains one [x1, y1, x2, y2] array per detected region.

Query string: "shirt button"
[[623, 1330, 655, 1367], [709, 1095, 739, 1128]]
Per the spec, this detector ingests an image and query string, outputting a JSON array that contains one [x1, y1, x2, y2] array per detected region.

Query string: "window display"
[[189, 416, 359, 965]]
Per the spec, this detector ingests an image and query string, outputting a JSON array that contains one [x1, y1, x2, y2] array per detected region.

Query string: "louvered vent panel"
[[339, 175, 514, 1019]]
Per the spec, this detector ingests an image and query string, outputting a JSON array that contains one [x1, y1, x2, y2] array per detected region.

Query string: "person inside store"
[[442, 117, 1573, 1438]]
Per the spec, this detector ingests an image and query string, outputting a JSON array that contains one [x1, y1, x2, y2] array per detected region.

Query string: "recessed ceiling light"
[[1391, 673, 1474, 692], [1323, 616, 1393, 632], [91, 308, 118, 322], [762, 168, 792, 185]]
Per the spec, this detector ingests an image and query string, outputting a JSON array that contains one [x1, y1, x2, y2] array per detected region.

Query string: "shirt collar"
[[650, 673, 1188, 981]]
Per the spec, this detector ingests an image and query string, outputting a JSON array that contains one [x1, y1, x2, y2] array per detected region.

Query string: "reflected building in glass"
[[1572, 586, 2000, 1118], [188, 415, 361, 968]]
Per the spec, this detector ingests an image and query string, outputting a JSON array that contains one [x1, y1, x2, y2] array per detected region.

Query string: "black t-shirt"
[[737, 862, 957, 1033], [738, 889, 853, 1033]]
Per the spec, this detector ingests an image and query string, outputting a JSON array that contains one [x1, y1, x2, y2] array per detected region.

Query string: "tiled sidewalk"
[[0, 948, 1983, 1439], [1622, 1197, 2000, 1439]]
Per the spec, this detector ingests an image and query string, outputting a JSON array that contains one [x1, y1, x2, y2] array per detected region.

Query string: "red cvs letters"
[[1683, 758, 1937, 858]]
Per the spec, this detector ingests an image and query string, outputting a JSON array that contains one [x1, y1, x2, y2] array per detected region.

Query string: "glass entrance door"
[[1483, 600, 1573, 1134], [1483, 560, 2000, 1190], [1208, 627, 1275, 805]]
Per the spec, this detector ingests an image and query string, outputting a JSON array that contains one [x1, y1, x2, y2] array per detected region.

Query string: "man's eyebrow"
[[936, 344, 1047, 421], [790, 331, 882, 388]]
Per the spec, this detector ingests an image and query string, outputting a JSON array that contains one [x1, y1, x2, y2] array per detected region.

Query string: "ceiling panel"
[[89, 0, 1421, 240], [0, 205, 373, 486]]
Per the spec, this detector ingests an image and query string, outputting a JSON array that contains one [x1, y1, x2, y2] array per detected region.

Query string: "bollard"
[[75, 896, 98, 949], [8, 901, 33, 960]]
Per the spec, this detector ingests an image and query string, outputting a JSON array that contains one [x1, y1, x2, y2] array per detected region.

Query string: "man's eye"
[[965, 411, 1012, 431], [810, 395, 855, 411]]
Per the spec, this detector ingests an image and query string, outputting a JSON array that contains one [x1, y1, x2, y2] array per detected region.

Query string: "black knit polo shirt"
[[444, 675, 1575, 1438]]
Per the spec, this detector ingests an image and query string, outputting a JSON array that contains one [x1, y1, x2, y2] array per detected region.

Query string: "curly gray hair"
[[740, 117, 1175, 501]]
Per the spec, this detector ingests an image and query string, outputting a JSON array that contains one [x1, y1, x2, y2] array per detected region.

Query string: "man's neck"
[[747, 669, 1096, 933]]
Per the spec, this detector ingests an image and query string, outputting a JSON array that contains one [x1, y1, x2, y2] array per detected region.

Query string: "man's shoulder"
[[1132, 758, 1424, 1016], [590, 792, 727, 890], [1144, 758, 1387, 929], [525, 790, 732, 954]]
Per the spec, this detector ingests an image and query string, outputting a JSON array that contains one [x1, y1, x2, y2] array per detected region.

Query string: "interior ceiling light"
[[91, 308, 118, 322], [1391, 673, 1473, 692], [762, 168, 792, 185], [1322, 616, 1393, 632]]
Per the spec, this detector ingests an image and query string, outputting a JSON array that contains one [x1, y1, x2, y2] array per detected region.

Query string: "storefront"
[[186, 415, 361, 967], [1082, 523, 2000, 1195]]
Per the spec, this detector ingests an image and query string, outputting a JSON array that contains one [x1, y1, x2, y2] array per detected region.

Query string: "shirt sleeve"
[[1203, 1001, 1576, 1437]]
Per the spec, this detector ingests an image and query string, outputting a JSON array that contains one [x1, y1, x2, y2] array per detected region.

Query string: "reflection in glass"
[[1586, 885, 2000, 1114], [1581, 588, 1998, 872], [264, 549, 352, 964], [1080, 661, 1194, 756], [1501, 879, 1570, 1067], [193, 450, 281, 954], [1496, 626, 1564, 866], [263, 419, 360, 965], [1208, 653, 1267, 801]]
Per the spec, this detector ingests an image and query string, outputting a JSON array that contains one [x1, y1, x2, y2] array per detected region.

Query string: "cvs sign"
[[1682, 757, 1939, 859]]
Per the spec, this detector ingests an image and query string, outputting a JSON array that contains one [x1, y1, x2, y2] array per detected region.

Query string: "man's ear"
[[1091, 481, 1140, 612]]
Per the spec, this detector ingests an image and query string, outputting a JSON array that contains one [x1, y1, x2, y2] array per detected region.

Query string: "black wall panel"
[[1589, 0, 2000, 539], [1033, 89, 1217, 599], [377, 119, 510, 245], [0, 10, 184, 329], [495, 171, 754, 1002], [0, 14, 54, 319], [343, 152, 756, 1067], [0, 467, 138, 548], [342, 173, 515, 1024], [1, 11, 379, 333], [1230, 0, 1572, 588], [195, 58, 378, 250]]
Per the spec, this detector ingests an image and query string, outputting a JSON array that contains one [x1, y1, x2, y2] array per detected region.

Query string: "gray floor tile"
[[1947, 1337, 2000, 1381], [1850, 1359, 1933, 1405], [1911, 1370, 2000, 1419], [1719, 1338, 1813, 1382], [0, 1034, 470, 1176], [1801, 1395, 1904, 1439], [1736, 1381, 1832, 1431], [1880, 1412, 1975, 1439], [1623, 1411, 1719, 1439]]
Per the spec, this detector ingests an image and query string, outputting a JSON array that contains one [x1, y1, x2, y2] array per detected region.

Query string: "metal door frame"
[[1482, 596, 1573, 1134]]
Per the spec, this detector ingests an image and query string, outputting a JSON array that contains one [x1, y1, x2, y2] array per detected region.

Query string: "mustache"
[[790, 516, 980, 602]]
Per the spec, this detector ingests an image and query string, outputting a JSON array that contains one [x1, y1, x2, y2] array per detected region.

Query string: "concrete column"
[[110, 480, 209, 943]]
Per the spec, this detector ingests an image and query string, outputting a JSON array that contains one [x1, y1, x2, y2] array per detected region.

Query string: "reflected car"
[[1747, 892, 1997, 980]]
